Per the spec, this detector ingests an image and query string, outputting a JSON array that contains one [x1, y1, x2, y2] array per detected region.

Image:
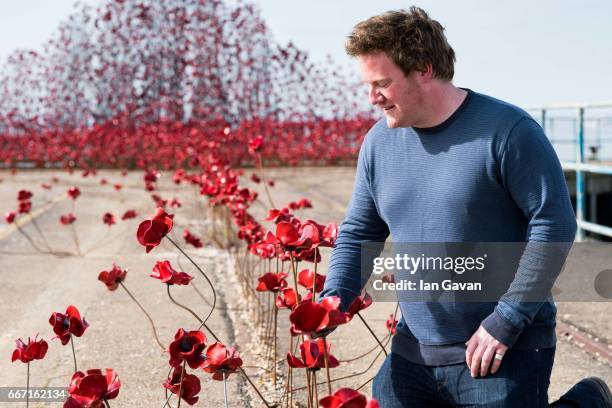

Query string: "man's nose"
[[369, 88, 384, 105]]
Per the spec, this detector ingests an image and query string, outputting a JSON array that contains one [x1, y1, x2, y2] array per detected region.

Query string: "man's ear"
[[417, 63, 434, 82]]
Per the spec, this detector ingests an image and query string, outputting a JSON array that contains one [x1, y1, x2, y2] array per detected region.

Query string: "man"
[[319, 7, 611, 408]]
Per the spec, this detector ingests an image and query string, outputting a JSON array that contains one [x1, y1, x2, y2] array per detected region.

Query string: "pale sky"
[[1, 0, 611, 107]]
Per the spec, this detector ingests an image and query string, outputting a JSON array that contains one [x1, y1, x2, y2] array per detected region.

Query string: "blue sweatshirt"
[[320, 88, 577, 366]]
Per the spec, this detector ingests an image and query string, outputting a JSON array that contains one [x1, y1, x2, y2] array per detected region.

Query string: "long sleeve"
[[320, 134, 390, 310], [481, 117, 577, 347]]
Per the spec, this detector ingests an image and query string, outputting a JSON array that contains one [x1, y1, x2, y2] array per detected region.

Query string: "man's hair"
[[345, 7, 456, 80]]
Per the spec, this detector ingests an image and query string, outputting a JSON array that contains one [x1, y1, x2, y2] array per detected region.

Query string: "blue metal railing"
[[527, 102, 612, 241]]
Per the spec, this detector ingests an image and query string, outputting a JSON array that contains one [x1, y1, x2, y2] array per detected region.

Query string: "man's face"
[[358, 52, 424, 128]]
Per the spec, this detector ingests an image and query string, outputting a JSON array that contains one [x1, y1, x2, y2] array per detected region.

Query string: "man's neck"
[[416, 84, 468, 128]]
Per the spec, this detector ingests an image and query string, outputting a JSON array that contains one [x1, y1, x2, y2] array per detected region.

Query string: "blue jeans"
[[372, 348, 572, 407]]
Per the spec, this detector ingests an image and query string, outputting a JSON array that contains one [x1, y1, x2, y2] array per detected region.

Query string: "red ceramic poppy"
[[4, 211, 16, 224], [287, 338, 339, 371], [163, 366, 201, 406], [168, 197, 182, 208], [297, 269, 326, 293], [256, 272, 288, 292], [17, 189, 33, 201], [67, 187, 81, 200], [183, 229, 203, 248], [64, 368, 120, 407], [266, 207, 292, 223], [202, 342, 243, 381], [168, 328, 207, 369], [150, 260, 193, 285], [150, 194, 166, 207], [136, 207, 174, 253], [11, 334, 48, 363], [289, 296, 348, 335], [98, 264, 127, 291], [18, 200, 32, 214], [49, 305, 89, 345], [275, 288, 300, 310], [247, 135, 263, 153], [113, 183, 122, 191], [60, 213, 76, 225], [295, 247, 322, 263], [319, 388, 379, 408], [321, 223, 338, 247], [296, 198, 313, 209], [275, 221, 300, 247], [250, 173, 261, 183], [386, 314, 398, 335], [144, 170, 160, 183], [102, 212, 116, 226], [300, 220, 338, 249], [121, 209, 137, 220], [345, 293, 373, 319], [172, 169, 185, 184]]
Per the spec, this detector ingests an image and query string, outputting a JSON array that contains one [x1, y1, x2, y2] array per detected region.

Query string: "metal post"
[[575, 107, 586, 241], [540, 108, 547, 134]]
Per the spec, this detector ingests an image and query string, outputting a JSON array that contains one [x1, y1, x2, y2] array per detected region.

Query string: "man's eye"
[[380, 81, 391, 88]]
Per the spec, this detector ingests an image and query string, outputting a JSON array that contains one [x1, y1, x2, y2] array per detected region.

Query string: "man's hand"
[[465, 325, 508, 378]]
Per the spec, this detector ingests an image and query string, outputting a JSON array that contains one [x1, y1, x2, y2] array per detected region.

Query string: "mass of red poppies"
[[0, 0, 375, 173]]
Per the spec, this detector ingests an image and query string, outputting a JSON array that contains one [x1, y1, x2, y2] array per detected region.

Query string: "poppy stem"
[[305, 369, 313, 408], [167, 236, 217, 325], [166, 287, 221, 344], [223, 371, 229, 408], [356, 375, 374, 391], [313, 370, 319, 405], [338, 333, 390, 363], [31, 218, 53, 253], [120, 282, 165, 351], [238, 366, 276, 408], [104, 399, 111, 408], [357, 312, 387, 357], [70, 336, 77, 373], [312, 248, 318, 301], [177, 361, 185, 408], [257, 154, 276, 208], [264, 293, 272, 353], [282, 334, 292, 408], [289, 253, 299, 294], [71, 223, 81, 256], [162, 367, 173, 408], [162, 390, 173, 408], [16, 224, 47, 254], [273, 306, 277, 387], [289, 365, 293, 408], [322, 336, 332, 395], [190, 281, 213, 308], [167, 285, 204, 324], [26, 362, 30, 408]]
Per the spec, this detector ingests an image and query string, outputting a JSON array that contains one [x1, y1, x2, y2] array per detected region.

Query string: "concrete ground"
[[1, 167, 610, 407]]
